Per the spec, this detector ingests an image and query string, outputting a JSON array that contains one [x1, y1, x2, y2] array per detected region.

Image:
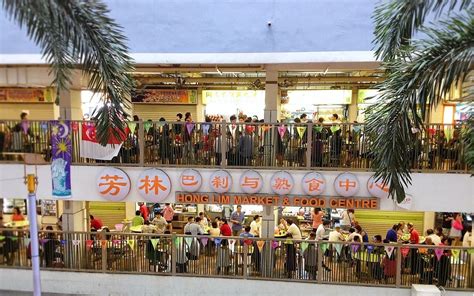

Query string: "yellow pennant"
[[256, 240, 265, 252], [127, 239, 135, 250], [296, 126, 307, 139]]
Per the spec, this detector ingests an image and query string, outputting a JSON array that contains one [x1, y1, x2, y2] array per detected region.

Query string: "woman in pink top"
[[311, 208, 325, 232], [162, 203, 175, 223]]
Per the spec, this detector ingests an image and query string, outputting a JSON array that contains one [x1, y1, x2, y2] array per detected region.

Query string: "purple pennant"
[[351, 244, 360, 254], [21, 121, 29, 134], [60, 240, 66, 246], [214, 238, 222, 246], [202, 124, 210, 136], [186, 123, 195, 135], [200, 237, 208, 247], [40, 239, 49, 245], [366, 245, 374, 254], [271, 241, 279, 249]]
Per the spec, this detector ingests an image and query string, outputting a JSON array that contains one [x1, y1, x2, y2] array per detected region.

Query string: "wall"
[[0, 0, 377, 54], [133, 104, 197, 122], [0, 164, 472, 212], [0, 103, 57, 120]]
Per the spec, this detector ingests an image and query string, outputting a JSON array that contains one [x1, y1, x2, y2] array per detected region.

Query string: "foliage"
[[368, 0, 473, 202], [2, 0, 134, 145]]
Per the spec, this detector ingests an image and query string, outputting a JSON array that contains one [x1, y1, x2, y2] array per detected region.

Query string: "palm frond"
[[367, 13, 474, 202], [373, 0, 472, 61], [2, 0, 134, 145]]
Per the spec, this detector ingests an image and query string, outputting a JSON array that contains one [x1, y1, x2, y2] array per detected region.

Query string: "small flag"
[[200, 237, 208, 247], [229, 239, 236, 246], [60, 240, 67, 246], [23, 238, 31, 247], [271, 241, 279, 249], [350, 244, 360, 254], [151, 239, 159, 250], [334, 244, 343, 255], [127, 122, 137, 134], [467, 249, 474, 255], [40, 122, 49, 131], [434, 248, 444, 261], [300, 242, 309, 252], [185, 237, 194, 246], [202, 124, 211, 136], [100, 240, 107, 247], [400, 247, 410, 258], [296, 126, 307, 139], [330, 125, 340, 133], [72, 240, 81, 246], [262, 125, 271, 132], [244, 239, 253, 246], [384, 246, 395, 257], [284, 239, 293, 245], [451, 249, 460, 259], [320, 243, 329, 253], [144, 122, 152, 133], [127, 239, 135, 250], [367, 245, 374, 254], [214, 238, 222, 246], [418, 247, 428, 254], [257, 241, 265, 252], [186, 123, 195, 135], [278, 125, 287, 139], [353, 125, 361, 133], [85, 240, 93, 250], [313, 126, 323, 133]]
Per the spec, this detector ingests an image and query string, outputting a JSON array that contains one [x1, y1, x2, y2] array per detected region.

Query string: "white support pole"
[[26, 174, 41, 296]]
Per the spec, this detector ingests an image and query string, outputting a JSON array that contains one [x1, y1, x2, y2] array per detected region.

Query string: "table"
[[4, 221, 29, 228], [130, 225, 143, 233]]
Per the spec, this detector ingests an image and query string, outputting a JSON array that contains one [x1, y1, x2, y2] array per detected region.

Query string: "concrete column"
[[58, 89, 82, 120], [196, 88, 205, 122], [264, 70, 280, 123], [348, 88, 358, 122]]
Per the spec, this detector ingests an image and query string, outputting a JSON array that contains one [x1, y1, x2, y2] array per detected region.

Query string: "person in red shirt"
[[407, 222, 420, 275], [90, 215, 103, 231], [220, 218, 232, 236], [139, 203, 149, 222], [408, 222, 419, 244], [11, 207, 25, 222]]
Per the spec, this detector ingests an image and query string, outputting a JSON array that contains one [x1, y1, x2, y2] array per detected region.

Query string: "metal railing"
[[0, 120, 468, 172], [0, 229, 473, 290]]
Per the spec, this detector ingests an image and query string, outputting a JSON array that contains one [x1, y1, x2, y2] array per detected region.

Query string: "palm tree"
[[2, 0, 134, 145], [368, 0, 473, 202]]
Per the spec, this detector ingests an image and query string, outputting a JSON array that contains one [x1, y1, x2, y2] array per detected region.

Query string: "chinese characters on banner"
[[137, 169, 172, 202], [51, 121, 72, 198], [334, 172, 360, 197], [301, 172, 326, 196], [209, 170, 233, 193], [270, 171, 294, 195], [367, 176, 390, 199], [180, 169, 202, 192], [96, 168, 131, 201], [239, 170, 263, 194]]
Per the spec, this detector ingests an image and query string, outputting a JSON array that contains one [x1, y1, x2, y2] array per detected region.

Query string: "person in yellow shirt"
[[131, 210, 144, 227]]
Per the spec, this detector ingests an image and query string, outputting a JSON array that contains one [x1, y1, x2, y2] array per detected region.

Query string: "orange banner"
[[175, 192, 379, 209], [0, 88, 51, 102], [132, 89, 197, 104]]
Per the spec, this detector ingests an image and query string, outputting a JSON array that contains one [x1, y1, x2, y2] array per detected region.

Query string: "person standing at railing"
[[449, 213, 464, 246], [158, 118, 171, 165], [407, 222, 420, 275], [131, 211, 144, 227], [11, 112, 35, 153], [286, 219, 302, 240], [238, 128, 253, 166], [250, 215, 261, 237], [11, 206, 25, 222], [151, 212, 167, 234], [425, 229, 442, 245], [303, 232, 318, 280], [220, 218, 232, 237], [0, 121, 10, 160], [311, 208, 325, 232], [216, 239, 232, 275], [183, 113, 195, 164], [230, 205, 245, 236], [139, 202, 150, 223], [384, 224, 399, 243]]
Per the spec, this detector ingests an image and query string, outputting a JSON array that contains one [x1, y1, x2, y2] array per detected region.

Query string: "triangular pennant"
[[434, 248, 444, 261], [400, 247, 410, 258], [313, 126, 323, 133], [60, 240, 67, 246], [127, 122, 137, 134], [320, 243, 329, 253], [185, 237, 194, 246], [451, 249, 460, 259], [85, 240, 93, 250], [350, 244, 360, 254], [174, 237, 181, 246], [334, 244, 343, 255], [100, 240, 107, 247], [278, 125, 287, 139], [202, 124, 211, 136], [72, 240, 81, 246], [271, 240, 279, 249], [467, 249, 474, 255], [384, 245, 395, 257], [229, 239, 236, 246], [23, 238, 31, 247], [330, 125, 340, 133], [367, 245, 375, 254], [244, 239, 253, 246], [296, 126, 307, 139], [144, 122, 152, 133], [186, 123, 195, 135], [127, 239, 135, 250], [200, 237, 208, 247], [151, 239, 159, 250], [262, 125, 271, 132], [214, 238, 222, 246], [256, 240, 265, 252], [300, 242, 309, 252], [284, 239, 293, 245], [418, 247, 428, 254], [40, 122, 49, 131], [40, 239, 49, 245], [352, 125, 361, 133]]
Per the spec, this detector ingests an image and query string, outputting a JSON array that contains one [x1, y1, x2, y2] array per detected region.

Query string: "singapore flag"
[[80, 122, 128, 160]]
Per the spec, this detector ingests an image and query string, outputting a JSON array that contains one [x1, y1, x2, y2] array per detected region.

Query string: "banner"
[[300, 242, 309, 252], [434, 248, 444, 261], [131, 89, 197, 104], [200, 237, 208, 247], [51, 121, 72, 198], [278, 125, 287, 139], [334, 244, 343, 255], [320, 243, 329, 253], [151, 239, 159, 250], [296, 126, 307, 139], [256, 240, 265, 252], [384, 245, 395, 257]]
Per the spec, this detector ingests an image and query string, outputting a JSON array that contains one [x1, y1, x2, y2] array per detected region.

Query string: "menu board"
[[132, 89, 197, 104], [0, 88, 53, 103]]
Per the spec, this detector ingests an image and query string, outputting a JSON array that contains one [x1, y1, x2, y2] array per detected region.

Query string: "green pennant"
[[330, 125, 340, 133], [144, 122, 152, 133], [151, 238, 159, 250], [300, 242, 309, 252], [319, 243, 329, 253], [313, 126, 323, 133], [127, 122, 137, 134]]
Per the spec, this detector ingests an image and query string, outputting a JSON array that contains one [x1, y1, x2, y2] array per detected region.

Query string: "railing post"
[[317, 242, 323, 283], [396, 245, 402, 287], [306, 123, 313, 169], [220, 121, 227, 168], [138, 119, 144, 166], [101, 241, 107, 272], [171, 233, 176, 275], [243, 243, 249, 279]]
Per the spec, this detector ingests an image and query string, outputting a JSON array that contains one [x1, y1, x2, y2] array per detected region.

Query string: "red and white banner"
[[80, 123, 128, 160]]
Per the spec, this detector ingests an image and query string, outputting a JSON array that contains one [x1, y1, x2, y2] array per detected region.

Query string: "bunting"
[[214, 238, 222, 246], [330, 125, 341, 133], [174, 237, 182, 246], [467, 249, 474, 255], [256, 241, 265, 252], [334, 244, 343, 256], [186, 123, 195, 135], [384, 245, 395, 258], [72, 240, 81, 246], [85, 240, 93, 250], [127, 239, 135, 250], [151, 239, 159, 250], [100, 240, 107, 247], [350, 244, 360, 254], [300, 242, 309, 252], [23, 238, 31, 247], [366, 245, 374, 254], [320, 243, 329, 253], [127, 122, 137, 134], [200, 237, 208, 247], [261, 125, 271, 133], [451, 249, 460, 260], [185, 237, 194, 246], [313, 126, 323, 133], [271, 241, 279, 249], [144, 121, 152, 133], [353, 125, 361, 133], [60, 240, 67, 246], [202, 124, 211, 136], [278, 125, 287, 139], [296, 126, 307, 139], [400, 247, 410, 258], [244, 239, 253, 246], [434, 248, 444, 261]]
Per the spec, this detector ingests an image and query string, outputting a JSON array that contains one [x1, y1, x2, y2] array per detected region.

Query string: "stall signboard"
[[137, 169, 172, 202], [96, 168, 131, 201], [334, 172, 360, 197], [270, 171, 294, 195], [239, 170, 263, 194], [367, 176, 390, 199], [209, 170, 232, 193], [180, 169, 202, 192], [175, 192, 379, 209], [0, 87, 54, 102], [301, 172, 326, 196], [131, 89, 197, 104]]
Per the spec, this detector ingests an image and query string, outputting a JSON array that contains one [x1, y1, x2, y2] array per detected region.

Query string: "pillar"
[[264, 70, 280, 123], [196, 88, 205, 122], [58, 89, 82, 120], [348, 88, 358, 123]]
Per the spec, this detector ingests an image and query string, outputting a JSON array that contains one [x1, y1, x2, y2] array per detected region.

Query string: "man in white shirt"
[[426, 229, 441, 245], [316, 220, 331, 241], [286, 219, 302, 240], [346, 227, 363, 242], [250, 215, 261, 237], [329, 225, 345, 242]]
